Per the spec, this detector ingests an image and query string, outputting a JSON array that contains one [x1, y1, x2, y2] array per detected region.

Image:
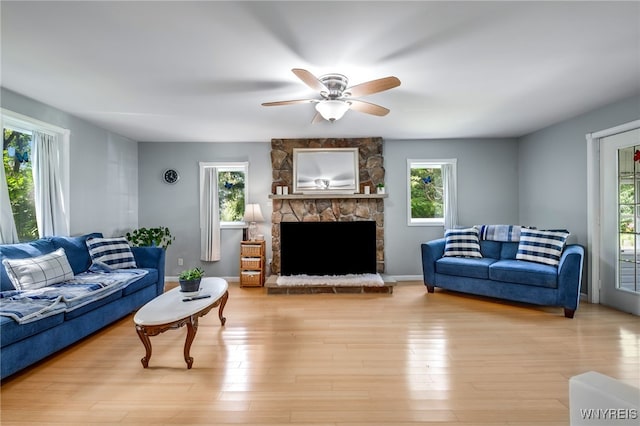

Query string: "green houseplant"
[[178, 267, 204, 293], [126, 227, 174, 249], [376, 182, 385, 194]]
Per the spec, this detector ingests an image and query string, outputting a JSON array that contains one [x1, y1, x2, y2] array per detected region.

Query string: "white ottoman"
[[569, 371, 639, 425]]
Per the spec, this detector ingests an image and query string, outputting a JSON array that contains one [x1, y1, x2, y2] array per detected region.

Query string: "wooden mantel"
[[269, 193, 388, 200]]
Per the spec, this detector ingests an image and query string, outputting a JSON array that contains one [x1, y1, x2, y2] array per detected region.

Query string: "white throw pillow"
[[2, 248, 74, 290]]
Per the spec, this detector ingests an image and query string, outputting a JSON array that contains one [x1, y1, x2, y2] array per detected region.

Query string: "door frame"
[[586, 119, 640, 304]]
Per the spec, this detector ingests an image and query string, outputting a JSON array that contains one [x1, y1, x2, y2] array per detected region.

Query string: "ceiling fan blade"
[[311, 112, 324, 124], [344, 76, 401, 98], [292, 68, 328, 92], [262, 99, 316, 107], [348, 99, 390, 116]]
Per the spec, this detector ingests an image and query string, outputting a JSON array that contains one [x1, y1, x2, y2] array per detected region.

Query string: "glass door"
[[601, 128, 640, 315]]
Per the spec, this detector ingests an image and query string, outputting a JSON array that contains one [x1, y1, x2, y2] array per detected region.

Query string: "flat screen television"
[[280, 221, 376, 276]]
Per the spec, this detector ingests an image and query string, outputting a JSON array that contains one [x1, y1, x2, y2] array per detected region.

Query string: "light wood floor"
[[1, 281, 638, 425]]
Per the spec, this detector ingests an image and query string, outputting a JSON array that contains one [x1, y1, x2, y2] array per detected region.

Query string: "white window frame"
[[1, 108, 71, 235], [407, 158, 456, 227], [199, 161, 249, 229]]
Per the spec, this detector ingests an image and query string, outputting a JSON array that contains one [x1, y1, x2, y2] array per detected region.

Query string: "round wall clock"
[[163, 168, 180, 184]]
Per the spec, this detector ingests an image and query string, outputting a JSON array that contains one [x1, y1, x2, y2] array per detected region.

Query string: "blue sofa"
[[421, 238, 585, 318], [0, 233, 165, 380]]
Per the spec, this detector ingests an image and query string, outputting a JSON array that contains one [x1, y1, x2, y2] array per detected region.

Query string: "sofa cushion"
[[516, 229, 569, 266], [51, 233, 103, 275], [500, 242, 520, 260], [64, 289, 124, 320], [2, 248, 74, 290], [489, 259, 558, 288], [443, 228, 482, 258], [121, 268, 159, 296], [479, 240, 501, 259], [0, 312, 66, 348], [86, 236, 137, 269], [0, 239, 56, 291], [436, 257, 498, 280]]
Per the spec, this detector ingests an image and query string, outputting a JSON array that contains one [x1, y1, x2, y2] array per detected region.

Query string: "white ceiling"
[[1, 1, 639, 143]]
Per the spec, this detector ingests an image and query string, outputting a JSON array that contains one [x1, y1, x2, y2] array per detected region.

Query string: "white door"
[[600, 127, 640, 315]]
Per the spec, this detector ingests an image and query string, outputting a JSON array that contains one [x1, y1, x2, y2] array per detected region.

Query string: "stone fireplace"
[[270, 137, 385, 275]]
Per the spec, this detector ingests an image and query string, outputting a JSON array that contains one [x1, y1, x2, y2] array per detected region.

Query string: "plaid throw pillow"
[[86, 237, 137, 269], [516, 229, 569, 266], [2, 248, 74, 290], [443, 227, 482, 258]]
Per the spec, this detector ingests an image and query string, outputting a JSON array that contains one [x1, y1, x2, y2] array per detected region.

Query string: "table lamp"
[[243, 203, 264, 241]]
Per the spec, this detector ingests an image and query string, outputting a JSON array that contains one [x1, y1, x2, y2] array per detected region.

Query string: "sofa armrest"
[[131, 247, 166, 296], [557, 244, 585, 314], [421, 238, 446, 290]]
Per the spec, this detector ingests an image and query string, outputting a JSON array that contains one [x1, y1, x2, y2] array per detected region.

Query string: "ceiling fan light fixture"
[[315, 100, 350, 122]]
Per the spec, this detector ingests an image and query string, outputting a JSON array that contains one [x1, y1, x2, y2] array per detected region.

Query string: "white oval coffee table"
[[133, 277, 228, 369]]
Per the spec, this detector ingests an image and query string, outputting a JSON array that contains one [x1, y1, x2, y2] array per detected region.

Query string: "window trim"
[[199, 161, 249, 229], [407, 158, 457, 227]]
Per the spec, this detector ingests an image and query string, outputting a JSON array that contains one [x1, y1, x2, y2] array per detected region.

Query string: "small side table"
[[133, 277, 228, 369], [240, 240, 266, 287]]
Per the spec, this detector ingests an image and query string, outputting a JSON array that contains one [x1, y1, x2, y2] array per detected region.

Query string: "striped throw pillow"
[[443, 227, 482, 258], [516, 229, 569, 266], [2, 248, 74, 290], [86, 237, 137, 269]]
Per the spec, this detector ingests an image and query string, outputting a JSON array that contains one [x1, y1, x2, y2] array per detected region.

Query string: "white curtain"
[[200, 167, 221, 261], [32, 131, 69, 237], [442, 163, 458, 230], [0, 158, 19, 244]]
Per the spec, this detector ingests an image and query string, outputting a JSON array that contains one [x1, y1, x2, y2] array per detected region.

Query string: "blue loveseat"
[[421, 237, 585, 318], [0, 233, 165, 380]]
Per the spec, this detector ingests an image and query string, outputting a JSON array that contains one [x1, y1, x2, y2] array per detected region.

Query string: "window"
[[199, 162, 248, 228], [3, 127, 37, 241], [407, 159, 457, 227], [1, 109, 70, 243]]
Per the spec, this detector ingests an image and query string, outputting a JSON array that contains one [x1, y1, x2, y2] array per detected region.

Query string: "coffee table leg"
[[218, 290, 229, 325], [184, 316, 198, 369], [136, 325, 152, 368]]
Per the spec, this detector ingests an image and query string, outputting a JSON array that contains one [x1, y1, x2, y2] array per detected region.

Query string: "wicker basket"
[[241, 257, 261, 269], [240, 271, 262, 286], [241, 244, 262, 257]]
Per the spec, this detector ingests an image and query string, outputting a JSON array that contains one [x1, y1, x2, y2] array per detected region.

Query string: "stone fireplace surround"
[[270, 137, 386, 276]]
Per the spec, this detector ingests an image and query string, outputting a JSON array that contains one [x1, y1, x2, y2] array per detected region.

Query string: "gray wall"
[[518, 95, 640, 248], [1, 88, 138, 237], [138, 137, 519, 278], [137, 142, 272, 278], [383, 138, 519, 276]]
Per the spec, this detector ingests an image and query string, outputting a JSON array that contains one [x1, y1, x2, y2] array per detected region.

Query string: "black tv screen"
[[280, 221, 377, 276]]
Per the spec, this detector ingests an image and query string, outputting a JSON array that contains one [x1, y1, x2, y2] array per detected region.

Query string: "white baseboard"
[[390, 275, 423, 281]]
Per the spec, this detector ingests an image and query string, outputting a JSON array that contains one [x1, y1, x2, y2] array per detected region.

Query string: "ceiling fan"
[[262, 68, 401, 123]]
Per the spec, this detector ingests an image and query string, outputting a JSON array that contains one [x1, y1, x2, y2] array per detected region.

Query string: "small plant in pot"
[[178, 267, 204, 293]]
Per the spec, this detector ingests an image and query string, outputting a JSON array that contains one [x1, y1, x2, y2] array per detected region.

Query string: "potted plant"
[[376, 183, 385, 194], [126, 226, 174, 249], [178, 267, 204, 293]]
